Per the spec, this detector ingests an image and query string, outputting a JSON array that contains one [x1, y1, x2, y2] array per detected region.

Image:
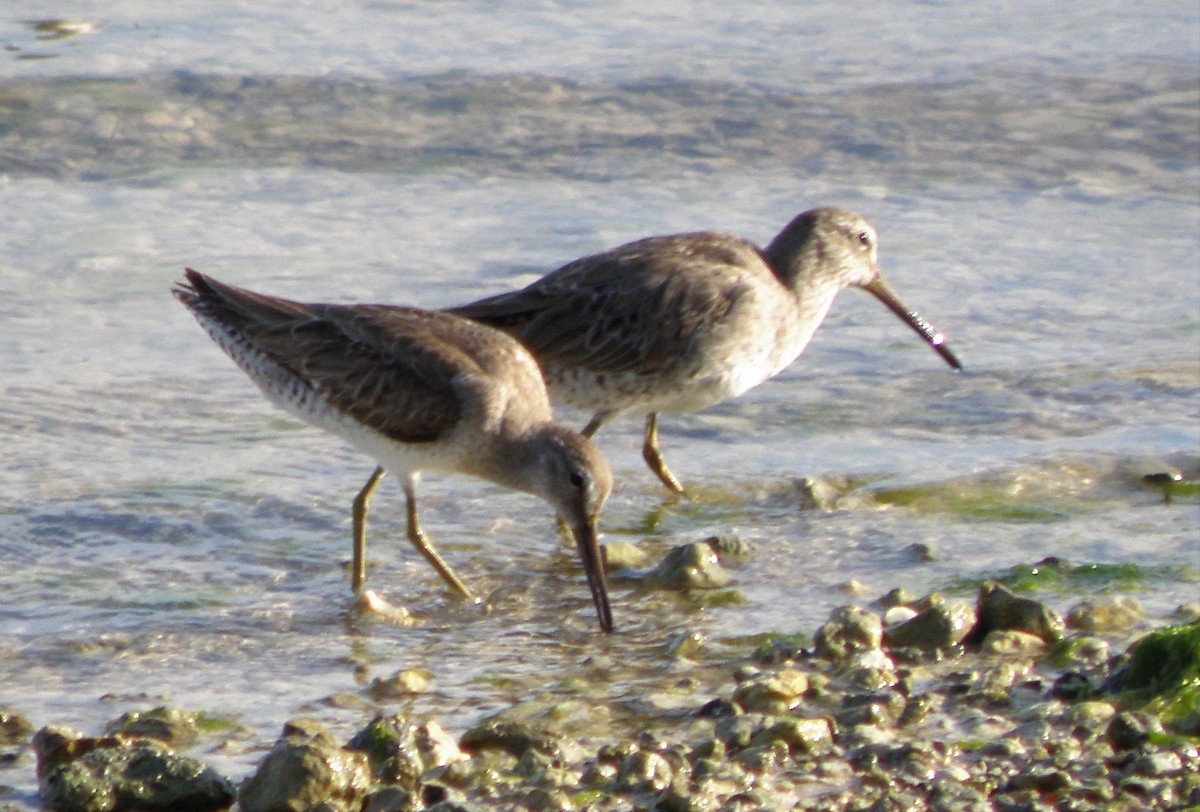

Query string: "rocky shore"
[[2, 541, 1197, 812]]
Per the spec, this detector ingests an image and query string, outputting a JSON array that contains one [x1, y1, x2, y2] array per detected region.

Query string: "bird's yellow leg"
[[351, 466, 386, 592], [402, 474, 477, 603], [643, 413, 685, 494]]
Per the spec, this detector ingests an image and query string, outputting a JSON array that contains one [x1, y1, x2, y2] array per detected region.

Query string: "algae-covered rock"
[[346, 714, 423, 788], [239, 721, 372, 812], [815, 605, 883, 661], [34, 725, 235, 812], [1108, 620, 1200, 735]]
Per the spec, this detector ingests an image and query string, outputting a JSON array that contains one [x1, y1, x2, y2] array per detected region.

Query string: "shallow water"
[[1, 2, 1198, 805]]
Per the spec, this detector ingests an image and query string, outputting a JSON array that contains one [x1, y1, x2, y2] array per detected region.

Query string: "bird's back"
[[175, 270, 554, 467], [448, 232, 800, 414]]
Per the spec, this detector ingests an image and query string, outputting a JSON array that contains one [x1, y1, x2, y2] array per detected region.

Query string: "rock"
[[459, 718, 564, 760], [239, 721, 372, 812], [875, 588, 915, 609], [748, 717, 833, 753], [1105, 711, 1164, 751], [368, 668, 432, 699], [792, 475, 854, 509], [667, 630, 706, 660], [362, 785, 417, 812], [647, 542, 730, 589], [883, 606, 918, 627], [1005, 767, 1073, 794], [1059, 700, 1116, 731], [701, 533, 754, 564], [34, 725, 235, 812], [103, 706, 201, 747], [905, 542, 936, 562], [1050, 671, 1097, 701], [883, 601, 975, 651], [356, 589, 415, 625], [1108, 620, 1200, 694], [1051, 635, 1111, 669], [835, 578, 872, 596], [1067, 596, 1145, 631], [969, 582, 1065, 644], [731, 668, 809, 714], [347, 714, 467, 789], [814, 605, 883, 661], [979, 629, 1046, 656], [837, 690, 906, 729], [601, 540, 651, 570], [0, 707, 33, 746], [615, 749, 673, 794]]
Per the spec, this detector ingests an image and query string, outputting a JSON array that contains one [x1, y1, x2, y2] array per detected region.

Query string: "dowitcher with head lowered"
[[174, 269, 615, 632]]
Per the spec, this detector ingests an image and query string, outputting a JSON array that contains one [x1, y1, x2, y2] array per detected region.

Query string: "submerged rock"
[[239, 720, 372, 812], [792, 475, 856, 510], [34, 725, 235, 812], [601, 540, 651, 570], [647, 542, 730, 590]]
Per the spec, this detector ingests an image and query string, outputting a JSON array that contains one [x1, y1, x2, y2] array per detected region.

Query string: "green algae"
[[1112, 620, 1200, 737], [873, 482, 1067, 521], [942, 558, 1195, 596]]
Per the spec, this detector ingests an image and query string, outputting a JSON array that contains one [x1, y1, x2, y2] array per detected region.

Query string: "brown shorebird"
[[173, 269, 615, 632], [441, 206, 962, 493]]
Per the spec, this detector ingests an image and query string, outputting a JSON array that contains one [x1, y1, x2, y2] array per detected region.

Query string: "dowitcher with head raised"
[[446, 207, 961, 493]]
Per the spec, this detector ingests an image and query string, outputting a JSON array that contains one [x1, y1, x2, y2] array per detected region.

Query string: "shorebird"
[[174, 269, 615, 632], [441, 206, 962, 492]]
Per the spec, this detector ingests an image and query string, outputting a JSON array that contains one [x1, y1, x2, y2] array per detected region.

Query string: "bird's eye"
[[856, 231, 872, 249], [569, 471, 586, 489]]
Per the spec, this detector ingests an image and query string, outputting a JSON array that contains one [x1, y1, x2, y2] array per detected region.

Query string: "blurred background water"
[[1, 2, 1197, 805]]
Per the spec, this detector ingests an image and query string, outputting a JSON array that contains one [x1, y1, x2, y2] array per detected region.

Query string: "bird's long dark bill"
[[864, 277, 963, 370], [573, 518, 614, 633]]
